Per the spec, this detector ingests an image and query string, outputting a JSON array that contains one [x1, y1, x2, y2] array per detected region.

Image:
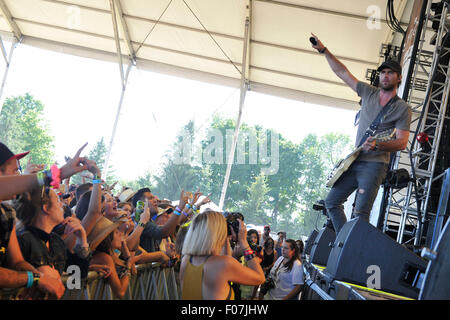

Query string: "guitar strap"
[[357, 95, 399, 147]]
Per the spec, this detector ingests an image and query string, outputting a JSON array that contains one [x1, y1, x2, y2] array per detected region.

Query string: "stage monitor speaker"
[[309, 227, 335, 266], [325, 217, 427, 299], [419, 218, 450, 299], [304, 229, 318, 256]]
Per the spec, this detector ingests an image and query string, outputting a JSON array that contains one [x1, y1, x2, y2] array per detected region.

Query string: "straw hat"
[[88, 216, 128, 251], [157, 199, 174, 209], [118, 188, 136, 203], [152, 206, 174, 221]]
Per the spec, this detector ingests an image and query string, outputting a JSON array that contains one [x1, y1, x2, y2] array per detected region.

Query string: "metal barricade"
[[0, 262, 180, 300]]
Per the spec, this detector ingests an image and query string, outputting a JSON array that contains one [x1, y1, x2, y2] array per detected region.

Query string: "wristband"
[[26, 271, 34, 288], [192, 205, 198, 211], [244, 249, 255, 256], [244, 253, 256, 262], [185, 204, 192, 210], [319, 47, 327, 54], [92, 179, 102, 184], [138, 221, 147, 228], [32, 272, 41, 287], [182, 210, 189, 217], [181, 221, 192, 228], [173, 209, 181, 216]]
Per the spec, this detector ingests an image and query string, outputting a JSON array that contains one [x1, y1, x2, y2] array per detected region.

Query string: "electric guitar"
[[326, 128, 397, 188]]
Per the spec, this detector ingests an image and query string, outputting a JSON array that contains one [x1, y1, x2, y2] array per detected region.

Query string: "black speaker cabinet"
[[309, 227, 336, 266], [419, 218, 450, 299], [304, 229, 318, 256], [325, 217, 427, 299]]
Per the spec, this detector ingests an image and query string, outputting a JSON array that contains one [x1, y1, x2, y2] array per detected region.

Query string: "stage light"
[[417, 132, 429, 144]]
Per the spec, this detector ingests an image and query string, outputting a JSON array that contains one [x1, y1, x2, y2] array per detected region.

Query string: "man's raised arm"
[[310, 33, 359, 93]]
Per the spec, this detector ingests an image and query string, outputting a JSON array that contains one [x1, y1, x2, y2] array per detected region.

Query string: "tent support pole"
[[103, 1, 135, 180], [0, 37, 19, 112], [219, 2, 252, 210]]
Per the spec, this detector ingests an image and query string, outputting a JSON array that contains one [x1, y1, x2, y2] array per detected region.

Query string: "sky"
[[1, 40, 358, 181]]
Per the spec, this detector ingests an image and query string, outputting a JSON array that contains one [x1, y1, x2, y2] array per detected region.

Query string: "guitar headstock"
[[373, 128, 397, 142]]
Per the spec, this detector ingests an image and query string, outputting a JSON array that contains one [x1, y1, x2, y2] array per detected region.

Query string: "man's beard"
[[380, 82, 396, 92]]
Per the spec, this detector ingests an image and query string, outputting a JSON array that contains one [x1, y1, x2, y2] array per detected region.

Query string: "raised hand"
[[192, 189, 202, 205], [59, 143, 89, 180], [178, 189, 188, 210], [197, 193, 212, 207], [310, 33, 325, 52], [24, 157, 45, 175], [139, 199, 151, 225], [83, 159, 101, 177]]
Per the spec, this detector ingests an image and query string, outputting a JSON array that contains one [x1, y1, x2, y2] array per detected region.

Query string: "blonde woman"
[[180, 210, 265, 300]]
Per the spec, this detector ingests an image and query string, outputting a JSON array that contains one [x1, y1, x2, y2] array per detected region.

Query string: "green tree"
[[152, 120, 204, 200], [150, 115, 352, 240], [0, 93, 54, 165], [237, 172, 270, 225], [119, 170, 153, 194], [295, 133, 352, 238]]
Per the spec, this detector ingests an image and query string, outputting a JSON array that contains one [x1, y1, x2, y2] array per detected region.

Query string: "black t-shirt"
[[18, 226, 90, 278]]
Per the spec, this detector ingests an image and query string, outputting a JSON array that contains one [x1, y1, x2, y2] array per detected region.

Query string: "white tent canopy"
[[0, 0, 419, 208], [0, 0, 416, 111]]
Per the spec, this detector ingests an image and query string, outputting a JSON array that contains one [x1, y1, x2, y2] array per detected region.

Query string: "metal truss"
[[383, 0, 450, 247]]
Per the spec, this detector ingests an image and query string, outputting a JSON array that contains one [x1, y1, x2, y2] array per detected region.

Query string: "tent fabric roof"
[[0, 0, 415, 111]]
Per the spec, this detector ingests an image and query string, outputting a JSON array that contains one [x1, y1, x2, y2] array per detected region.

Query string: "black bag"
[[260, 277, 275, 295], [259, 258, 284, 296]]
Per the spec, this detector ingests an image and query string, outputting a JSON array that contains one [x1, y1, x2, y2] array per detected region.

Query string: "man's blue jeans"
[[325, 161, 388, 234]]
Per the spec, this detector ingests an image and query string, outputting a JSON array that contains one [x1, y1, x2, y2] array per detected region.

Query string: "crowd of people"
[[0, 141, 305, 300]]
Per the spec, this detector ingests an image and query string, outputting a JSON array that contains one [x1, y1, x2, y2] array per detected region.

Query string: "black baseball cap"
[[377, 59, 402, 74], [0, 142, 29, 167], [132, 187, 152, 207]]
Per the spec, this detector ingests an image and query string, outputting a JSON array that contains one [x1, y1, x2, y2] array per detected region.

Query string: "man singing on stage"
[[310, 33, 412, 234]]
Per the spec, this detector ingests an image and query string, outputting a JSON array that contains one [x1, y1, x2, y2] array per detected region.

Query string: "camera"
[[61, 193, 71, 200], [223, 211, 244, 237]]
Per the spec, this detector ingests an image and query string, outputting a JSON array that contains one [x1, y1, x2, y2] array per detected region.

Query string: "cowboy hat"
[[87, 216, 128, 251], [152, 206, 174, 221], [118, 188, 136, 203]]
